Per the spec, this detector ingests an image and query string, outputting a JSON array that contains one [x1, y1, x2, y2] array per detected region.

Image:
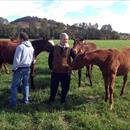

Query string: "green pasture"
[[0, 40, 130, 130]]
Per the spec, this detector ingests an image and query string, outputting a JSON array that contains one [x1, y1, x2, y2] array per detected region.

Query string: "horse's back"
[[83, 41, 96, 52], [120, 47, 130, 65], [114, 47, 130, 75], [0, 40, 18, 64]]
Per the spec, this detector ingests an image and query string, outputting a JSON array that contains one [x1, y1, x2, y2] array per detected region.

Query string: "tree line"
[[0, 16, 129, 40]]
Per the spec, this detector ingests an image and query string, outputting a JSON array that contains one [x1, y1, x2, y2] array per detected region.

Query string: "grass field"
[[0, 40, 130, 130]]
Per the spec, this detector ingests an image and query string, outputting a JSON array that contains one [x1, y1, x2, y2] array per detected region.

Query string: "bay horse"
[[0, 37, 54, 89], [70, 47, 130, 110], [73, 38, 96, 87]]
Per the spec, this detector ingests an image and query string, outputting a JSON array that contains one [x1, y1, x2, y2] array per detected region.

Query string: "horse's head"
[[43, 37, 55, 52], [73, 37, 85, 54], [70, 52, 86, 70], [31, 37, 55, 56]]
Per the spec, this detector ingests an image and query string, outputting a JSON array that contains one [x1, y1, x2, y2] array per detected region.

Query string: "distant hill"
[[10, 16, 43, 23], [0, 16, 130, 39], [10, 16, 43, 28], [10, 16, 64, 29]]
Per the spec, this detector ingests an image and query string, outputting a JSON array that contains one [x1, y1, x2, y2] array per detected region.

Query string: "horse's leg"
[[78, 69, 81, 87], [86, 65, 92, 86], [3, 64, 9, 74], [103, 74, 109, 102], [30, 63, 35, 89], [0, 64, 2, 73], [109, 73, 116, 110], [120, 74, 128, 96]]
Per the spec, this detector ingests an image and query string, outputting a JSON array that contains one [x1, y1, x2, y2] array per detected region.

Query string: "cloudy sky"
[[0, 0, 130, 33]]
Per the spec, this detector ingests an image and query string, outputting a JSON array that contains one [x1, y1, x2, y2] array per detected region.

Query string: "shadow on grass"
[[32, 76, 51, 90], [0, 67, 102, 113], [0, 90, 101, 114], [0, 88, 10, 111], [35, 67, 51, 76], [31, 67, 51, 90]]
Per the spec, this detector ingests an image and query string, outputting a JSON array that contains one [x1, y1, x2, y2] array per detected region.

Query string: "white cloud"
[[53, 0, 130, 33], [0, 0, 130, 33]]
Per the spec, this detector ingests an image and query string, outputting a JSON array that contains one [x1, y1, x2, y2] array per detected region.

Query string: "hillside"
[[10, 16, 46, 28], [0, 16, 130, 39], [10, 16, 43, 23]]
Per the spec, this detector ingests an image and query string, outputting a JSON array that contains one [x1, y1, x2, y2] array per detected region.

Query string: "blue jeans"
[[10, 67, 30, 106]]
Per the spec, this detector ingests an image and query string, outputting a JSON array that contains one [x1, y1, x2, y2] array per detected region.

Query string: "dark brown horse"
[[0, 37, 54, 89], [71, 48, 130, 110], [73, 38, 96, 87]]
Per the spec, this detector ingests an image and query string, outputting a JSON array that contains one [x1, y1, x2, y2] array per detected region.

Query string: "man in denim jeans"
[[9, 32, 34, 107]]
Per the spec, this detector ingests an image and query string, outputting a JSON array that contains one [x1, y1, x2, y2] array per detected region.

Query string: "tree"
[[100, 24, 113, 39], [0, 17, 9, 25]]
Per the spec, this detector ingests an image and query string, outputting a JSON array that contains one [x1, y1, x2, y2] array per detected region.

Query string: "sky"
[[0, 0, 130, 33]]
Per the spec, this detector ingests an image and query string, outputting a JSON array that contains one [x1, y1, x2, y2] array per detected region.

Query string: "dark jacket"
[[48, 45, 76, 73]]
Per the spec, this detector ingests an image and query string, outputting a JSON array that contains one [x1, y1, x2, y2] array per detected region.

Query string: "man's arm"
[[13, 46, 23, 71], [48, 47, 54, 70]]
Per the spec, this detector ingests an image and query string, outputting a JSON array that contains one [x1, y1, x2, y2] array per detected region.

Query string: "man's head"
[[19, 32, 29, 41], [60, 33, 69, 47]]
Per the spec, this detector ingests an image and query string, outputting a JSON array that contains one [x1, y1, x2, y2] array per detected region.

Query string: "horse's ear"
[[48, 39, 55, 46], [48, 36, 53, 40], [42, 34, 51, 40], [80, 38, 84, 42], [75, 36, 84, 42], [42, 35, 47, 40]]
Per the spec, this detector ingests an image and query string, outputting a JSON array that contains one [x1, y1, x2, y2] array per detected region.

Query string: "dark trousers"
[[49, 72, 71, 103]]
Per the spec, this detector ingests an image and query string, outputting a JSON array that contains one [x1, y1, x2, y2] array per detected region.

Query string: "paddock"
[[0, 39, 130, 129]]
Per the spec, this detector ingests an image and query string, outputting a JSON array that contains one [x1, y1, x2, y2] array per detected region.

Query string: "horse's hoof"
[[120, 92, 124, 96], [110, 104, 113, 110], [105, 98, 108, 102]]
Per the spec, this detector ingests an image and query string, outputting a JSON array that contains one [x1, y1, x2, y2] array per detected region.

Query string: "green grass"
[[0, 40, 130, 130]]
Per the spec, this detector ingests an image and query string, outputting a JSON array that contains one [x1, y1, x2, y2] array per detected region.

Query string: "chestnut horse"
[[0, 39, 20, 74], [0, 38, 54, 89], [73, 38, 96, 87], [71, 48, 130, 110]]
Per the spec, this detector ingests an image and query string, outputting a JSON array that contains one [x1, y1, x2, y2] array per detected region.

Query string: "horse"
[[0, 37, 54, 89], [70, 47, 130, 110], [0, 39, 20, 74], [73, 38, 96, 87]]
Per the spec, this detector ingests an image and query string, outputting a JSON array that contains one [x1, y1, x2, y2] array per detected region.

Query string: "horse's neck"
[[35, 46, 43, 57], [87, 51, 107, 66], [32, 41, 43, 57]]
